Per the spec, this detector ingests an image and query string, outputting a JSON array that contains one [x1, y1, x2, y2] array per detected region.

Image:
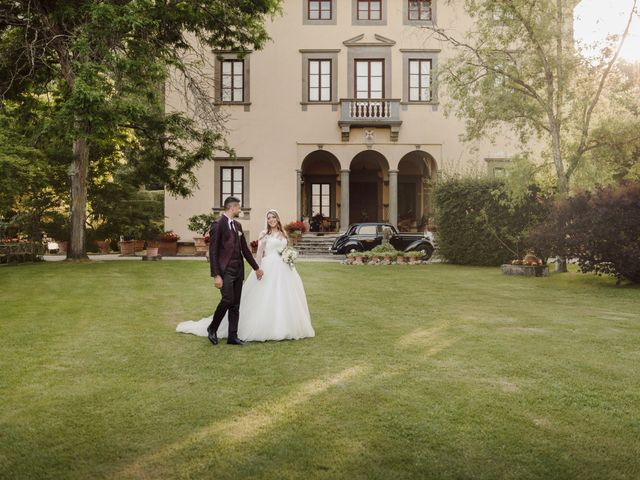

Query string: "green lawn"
[[1, 261, 639, 480]]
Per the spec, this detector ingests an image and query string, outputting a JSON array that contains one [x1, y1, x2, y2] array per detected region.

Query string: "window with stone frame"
[[221, 167, 244, 206], [408, 59, 432, 102], [308, 0, 332, 20], [221, 59, 244, 103], [357, 0, 382, 20], [408, 0, 432, 21], [308, 59, 332, 102]]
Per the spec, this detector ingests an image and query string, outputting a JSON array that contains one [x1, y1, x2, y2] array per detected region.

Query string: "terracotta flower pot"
[[57, 241, 68, 254], [159, 240, 178, 256], [119, 240, 136, 256], [396, 256, 405, 264], [193, 236, 208, 256], [95, 240, 110, 254]]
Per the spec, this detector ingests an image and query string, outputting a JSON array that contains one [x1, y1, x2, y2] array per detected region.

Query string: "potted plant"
[[285, 221, 307, 244], [361, 251, 373, 264], [158, 231, 180, 256], [352, 250, 364, 264], [384, 251, 397, 264], [395, 251, 406, 264], [188, 212, 218, 256], [407, 251, 419, 264]]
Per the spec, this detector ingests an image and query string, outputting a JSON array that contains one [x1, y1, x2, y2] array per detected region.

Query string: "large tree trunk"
[[550, 121, 569, 273], [67, 134, 90, 260]]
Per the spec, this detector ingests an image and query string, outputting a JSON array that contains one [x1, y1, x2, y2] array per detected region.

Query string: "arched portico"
[[299, 150, 341, 231], [348, 151, 389, 225], [393, 150, 437, 231]]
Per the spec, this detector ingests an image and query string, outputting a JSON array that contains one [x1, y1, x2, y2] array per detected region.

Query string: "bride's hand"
[[256, 269, 264, 280]]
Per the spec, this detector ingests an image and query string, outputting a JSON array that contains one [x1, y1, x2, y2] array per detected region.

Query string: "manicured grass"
[[1, 260, 639, 480]]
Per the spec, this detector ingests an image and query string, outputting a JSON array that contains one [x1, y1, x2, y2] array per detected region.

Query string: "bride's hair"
[[260, 210, 288, 240]]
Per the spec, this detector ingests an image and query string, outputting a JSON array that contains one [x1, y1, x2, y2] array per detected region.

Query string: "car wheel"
[[420, 245, 434, 261]]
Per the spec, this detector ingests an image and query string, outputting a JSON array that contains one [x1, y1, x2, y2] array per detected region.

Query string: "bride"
[[176, 210, 315, 342]]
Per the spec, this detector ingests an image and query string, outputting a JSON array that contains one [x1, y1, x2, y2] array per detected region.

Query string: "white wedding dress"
[[176, 234, 315, 341]]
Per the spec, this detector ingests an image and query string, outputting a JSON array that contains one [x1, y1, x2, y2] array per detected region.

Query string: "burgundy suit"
[[207, 215, 259, 341], [209, 215, 259, 277]]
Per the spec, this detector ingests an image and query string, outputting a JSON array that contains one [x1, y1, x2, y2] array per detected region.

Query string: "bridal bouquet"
[[279, 246, 299, 270]]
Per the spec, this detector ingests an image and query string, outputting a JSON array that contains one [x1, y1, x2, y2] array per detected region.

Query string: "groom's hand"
[[256, 269, 264, 280], [214, 275, 223, 289]]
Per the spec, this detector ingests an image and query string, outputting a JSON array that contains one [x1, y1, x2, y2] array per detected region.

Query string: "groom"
[[208, 196, 263, 346]]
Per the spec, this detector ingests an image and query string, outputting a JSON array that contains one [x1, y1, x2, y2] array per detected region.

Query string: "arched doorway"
[[301, 150, 340, 231], [397, 151, 437, 231], [349, 151, 389, 224]]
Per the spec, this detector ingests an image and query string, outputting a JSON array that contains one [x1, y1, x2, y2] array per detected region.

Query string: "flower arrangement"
[[159, 231, 180, 242], [279, 246, 299, 269], [250, 239, 259, 253], [285, 221, 307, 235], [512, 252, 543, 266]]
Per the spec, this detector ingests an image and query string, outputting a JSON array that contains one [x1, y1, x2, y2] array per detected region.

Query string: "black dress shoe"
[[227, 338, 246, 346], [207, 331, 218, 345]]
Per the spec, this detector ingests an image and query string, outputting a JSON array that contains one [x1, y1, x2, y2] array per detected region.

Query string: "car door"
[[355, 224, 379, 250]]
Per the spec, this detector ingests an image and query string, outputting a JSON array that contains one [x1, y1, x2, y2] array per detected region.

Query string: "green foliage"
[[187, 212, 219, 236], [428, 0, 640, 194], [0, 0, 282, 256], [434, 177, 549, 266], [528, 181, 640, 283], [371, 244, 398, 255]]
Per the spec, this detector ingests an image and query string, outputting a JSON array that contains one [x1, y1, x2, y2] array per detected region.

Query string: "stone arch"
[[396, 150, 438, 231], [348, 150, 390, 224], [300, 150, 341, 231]]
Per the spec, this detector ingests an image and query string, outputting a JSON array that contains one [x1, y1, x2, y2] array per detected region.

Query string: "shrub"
[[434, 177, 548, 266], [528, 181, 640, 283], [188, 212, 218, 236]]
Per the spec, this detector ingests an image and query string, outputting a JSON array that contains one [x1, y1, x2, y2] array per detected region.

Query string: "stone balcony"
[[338, 98, 402, 142]]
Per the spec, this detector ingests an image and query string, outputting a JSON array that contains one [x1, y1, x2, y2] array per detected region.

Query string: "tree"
[[423, 0, 639, 196], [0, 1, 280, 259]]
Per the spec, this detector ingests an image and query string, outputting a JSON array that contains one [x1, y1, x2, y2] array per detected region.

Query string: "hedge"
[[434, 177, 548, 266], [528, 181, 640, 283]]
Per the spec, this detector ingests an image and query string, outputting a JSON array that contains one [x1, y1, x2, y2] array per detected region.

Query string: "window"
[[355, 59, 384, 99], [493, 167, 507, 178], [221, 167, 244, 206], [357, 0, 382, 20], [221, 60, 244, 102], [308, 59, 332, 102], [311, 183, 330, 217], [408, 59, 432, 101], [357, 225, 377, 235], [408, 0, 432, 21], [308, 0, 332, 20]]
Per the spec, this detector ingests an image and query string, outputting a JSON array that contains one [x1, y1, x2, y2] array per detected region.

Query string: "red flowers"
[[285, 221, 307, 234], [159, 231, 180, 242]]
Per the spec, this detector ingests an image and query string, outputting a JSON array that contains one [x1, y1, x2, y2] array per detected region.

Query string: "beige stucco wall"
[[165, 0, 524, 241]]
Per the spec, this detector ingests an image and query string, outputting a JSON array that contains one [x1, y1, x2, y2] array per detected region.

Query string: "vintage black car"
[[330, 223, 435, 260]]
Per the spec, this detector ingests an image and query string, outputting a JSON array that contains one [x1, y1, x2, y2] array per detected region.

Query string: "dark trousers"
[[208, 263, 243, 340]]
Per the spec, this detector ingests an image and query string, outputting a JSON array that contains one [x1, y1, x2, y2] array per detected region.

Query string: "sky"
[[574, 0, 640, 61]]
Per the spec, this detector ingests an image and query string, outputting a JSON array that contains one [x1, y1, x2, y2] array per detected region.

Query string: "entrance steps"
[[295, 233, 340, 257]]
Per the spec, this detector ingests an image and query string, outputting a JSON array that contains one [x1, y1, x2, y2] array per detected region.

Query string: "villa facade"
[[165, 0, 520, 241]]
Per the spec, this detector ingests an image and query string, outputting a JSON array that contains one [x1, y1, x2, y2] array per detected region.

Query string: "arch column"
[[389, 169, 399, 227], [340, 169, 350, 232], [296, 169, 302, 220]]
